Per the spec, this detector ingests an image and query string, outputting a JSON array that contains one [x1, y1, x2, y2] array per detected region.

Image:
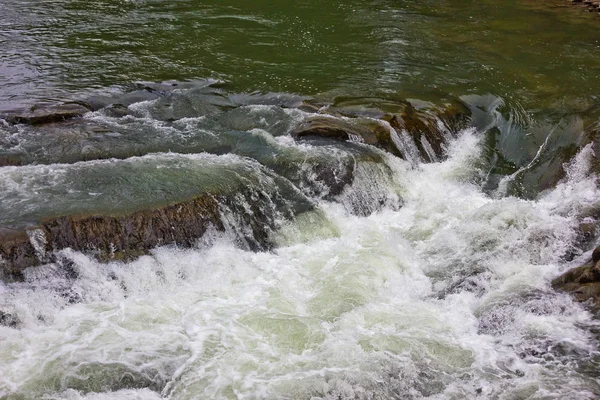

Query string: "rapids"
[[2, 0, 600, 399], [1, 115, 599, 398]]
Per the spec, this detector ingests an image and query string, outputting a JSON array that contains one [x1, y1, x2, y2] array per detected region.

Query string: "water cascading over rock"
[[0, 84, 473, 278]]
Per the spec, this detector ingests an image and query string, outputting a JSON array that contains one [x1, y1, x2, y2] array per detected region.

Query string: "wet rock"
[[43, 194, 223, 263], [0, 228, 38, 280], [0, 152, 24, 167], [110, 89, 163, 108], [291, 116, 356, 141], [102, 103, 130, 118], [2, 103, 91, 125], [552, 245, 600, 309], [290, 101, 471, 162], [290, 116, 403, 158], [0, 311, 20, 328], [386, 102, 470, 162], [436, 271, 489, 299], [296, 100, 325, 114], [568, 0, 600, 12], [0, 195, 222, 278], [140, 94, 222, 121], [0, 182, 313, 279]]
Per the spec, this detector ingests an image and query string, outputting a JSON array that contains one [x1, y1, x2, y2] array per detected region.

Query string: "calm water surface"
[[1, 0, 599, 109]]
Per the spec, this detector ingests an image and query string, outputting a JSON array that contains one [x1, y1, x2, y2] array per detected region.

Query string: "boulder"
[[552, 245, 600, 309], [0, 228, 38, 279], [1, 184, 314, 280], [290, 101, 471, 163]]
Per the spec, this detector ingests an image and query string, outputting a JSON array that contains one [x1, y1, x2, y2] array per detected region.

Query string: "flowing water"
[[1, 1, 600, 399]]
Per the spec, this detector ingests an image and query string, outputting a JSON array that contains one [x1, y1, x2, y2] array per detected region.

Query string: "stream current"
[[2, 0, 600, 399], [1, 98, 600, 399]]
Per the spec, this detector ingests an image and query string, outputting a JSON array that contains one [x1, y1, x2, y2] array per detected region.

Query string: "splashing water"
[[0, 127, 599, 400]]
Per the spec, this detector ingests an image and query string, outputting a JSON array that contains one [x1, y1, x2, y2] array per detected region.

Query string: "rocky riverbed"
[[0, 83, 473, 278]]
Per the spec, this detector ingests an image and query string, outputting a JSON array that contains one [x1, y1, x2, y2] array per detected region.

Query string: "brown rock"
[[0, 186, 308, 279], [0, 228, 38, 280], [3, 103, 91, 125], [552, 245, 600, 309], [290, 101, 471, 163], [40, 193, 223, 263]]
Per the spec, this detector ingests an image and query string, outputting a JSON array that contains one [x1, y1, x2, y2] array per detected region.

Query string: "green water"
[[1, 0, 599, 110]]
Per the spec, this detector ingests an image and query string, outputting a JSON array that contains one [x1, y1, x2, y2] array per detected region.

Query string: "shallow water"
[[1, 0, 600, 399]]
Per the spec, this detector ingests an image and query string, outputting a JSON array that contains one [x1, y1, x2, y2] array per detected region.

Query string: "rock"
[[296, 100, 325, 114], [552, 245, 600, 309], [39, 194, 223, 263], [0, 311, 20, 328], [568, 0, 600, 12], [290, 116, 404, 157], [593, 246, 600, 263], [290, 101, 471, 163], [0, 182, 314, 279], [291, 116, 356, 141], [0, 152, 24, 167], [386, 101, 470, 162], [102, 103, 130, 118], [0, 228, 38, 280], [2, 103, 91, 125]]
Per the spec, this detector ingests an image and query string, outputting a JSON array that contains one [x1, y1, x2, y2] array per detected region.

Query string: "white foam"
[[0, 128, 599, 399]]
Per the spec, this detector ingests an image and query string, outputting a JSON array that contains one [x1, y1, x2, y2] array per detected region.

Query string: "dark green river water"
[[1, 0, 599, 109]]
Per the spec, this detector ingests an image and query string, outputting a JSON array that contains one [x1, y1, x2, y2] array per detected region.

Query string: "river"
[[1, 1, 600, 399]]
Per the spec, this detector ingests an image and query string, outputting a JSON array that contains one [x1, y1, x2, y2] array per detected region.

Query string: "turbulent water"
[[1, 96, 600, 398], [2, 0, 600, 399]]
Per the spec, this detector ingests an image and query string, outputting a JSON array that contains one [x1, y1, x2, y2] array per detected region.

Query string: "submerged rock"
[[552, 245, 600, 310]]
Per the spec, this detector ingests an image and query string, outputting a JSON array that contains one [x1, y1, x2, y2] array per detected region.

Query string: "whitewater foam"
[[0, 128, 599, 399]]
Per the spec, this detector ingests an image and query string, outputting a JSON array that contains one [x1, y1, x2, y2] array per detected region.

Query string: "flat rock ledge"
[[0, 192, 288, 280], [1, 103, 91, 125], [552, 246, 600, 312]]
